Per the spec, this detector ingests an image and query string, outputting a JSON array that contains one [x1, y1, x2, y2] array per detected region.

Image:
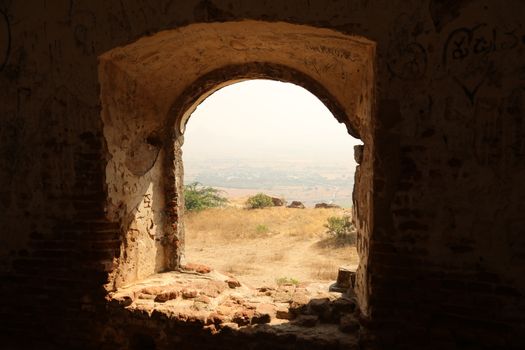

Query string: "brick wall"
[[0, 1, 524, 349]]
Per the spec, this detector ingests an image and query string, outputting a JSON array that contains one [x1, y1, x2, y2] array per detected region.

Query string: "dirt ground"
[[184, 205, 359, 288]]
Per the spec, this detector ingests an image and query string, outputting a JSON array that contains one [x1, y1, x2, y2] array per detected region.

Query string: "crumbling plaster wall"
[[100, 60, 167, 288], [0, 0, 524, 349]]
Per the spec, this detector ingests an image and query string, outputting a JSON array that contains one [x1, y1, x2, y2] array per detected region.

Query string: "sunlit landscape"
[[183, 80, 361, 287]]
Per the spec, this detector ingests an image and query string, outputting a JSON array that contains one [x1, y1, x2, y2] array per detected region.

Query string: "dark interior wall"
[[368, 2, 525, 347], [0, 0, 524, 349]]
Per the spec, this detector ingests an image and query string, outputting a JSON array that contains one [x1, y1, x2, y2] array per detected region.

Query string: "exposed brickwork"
[[104, 270, 361, 349]]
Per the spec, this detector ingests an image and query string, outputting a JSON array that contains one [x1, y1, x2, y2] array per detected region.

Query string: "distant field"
[[184, 158, 356, 207], [184, 205, 359, 287], [215, 187, 353, 208]]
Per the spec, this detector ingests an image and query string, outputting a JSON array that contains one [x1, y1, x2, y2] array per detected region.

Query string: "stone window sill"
[[108, 265, 360, 346]]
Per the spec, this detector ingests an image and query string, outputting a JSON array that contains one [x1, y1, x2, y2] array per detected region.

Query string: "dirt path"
[[185, 227, 359, 288]]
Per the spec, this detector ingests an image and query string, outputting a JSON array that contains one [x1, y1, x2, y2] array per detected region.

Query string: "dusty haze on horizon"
[[182, 80, 362, 167]]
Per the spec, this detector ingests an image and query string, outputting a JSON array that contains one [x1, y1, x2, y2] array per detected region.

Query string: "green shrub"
[[184, 182, 228, 212], [255, 224, 269, 234], [324, 215, 356, 244], [245, 193, 274, 209], [276, 277, 300, 286]]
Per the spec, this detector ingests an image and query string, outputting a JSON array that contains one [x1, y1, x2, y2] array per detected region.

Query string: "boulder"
[[287, 201, 305, 209], [271, 197, 284, 206], [226, 277, 241, 289], [308, 297, 331, 315], [182, 288, 198, 299], [315, 202, 340, 209], [182, 263, 212, 274], [289, 291, 309, 315], [154, 289, 180, 302], [275, 304, 294, 320], [232, 309, 255, 326], [111, 292, 135, 307], [252, 303, 276, 324]]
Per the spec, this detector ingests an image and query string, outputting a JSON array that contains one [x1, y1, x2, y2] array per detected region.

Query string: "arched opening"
[[99, 20, 376, 317], [182, 79, 362, 287]]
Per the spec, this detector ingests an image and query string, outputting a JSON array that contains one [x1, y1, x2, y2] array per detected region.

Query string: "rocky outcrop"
[[287, 201, 305, 209], [315, 203, 341, 209], [271, 197, 284, 206]]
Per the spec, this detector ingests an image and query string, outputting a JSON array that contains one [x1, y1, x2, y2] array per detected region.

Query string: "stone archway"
[[99, 20, 375, 314]]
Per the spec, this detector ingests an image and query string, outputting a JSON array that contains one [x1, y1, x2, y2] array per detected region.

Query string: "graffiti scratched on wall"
[[443, 23, 524, 104]]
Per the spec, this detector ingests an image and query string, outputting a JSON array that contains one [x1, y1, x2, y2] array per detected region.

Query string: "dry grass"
[[185, 205, 359, 287], [185, 206, 346, 240], [309, 260, 340, 280]]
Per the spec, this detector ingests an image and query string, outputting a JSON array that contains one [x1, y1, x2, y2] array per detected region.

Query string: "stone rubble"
[[109, 267, 360, 341]]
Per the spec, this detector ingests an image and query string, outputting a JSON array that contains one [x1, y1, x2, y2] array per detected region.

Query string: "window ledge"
[[108, 267, 360, 345]]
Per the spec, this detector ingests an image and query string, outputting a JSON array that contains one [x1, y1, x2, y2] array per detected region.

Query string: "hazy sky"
[[182, 80, 361, 164]]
